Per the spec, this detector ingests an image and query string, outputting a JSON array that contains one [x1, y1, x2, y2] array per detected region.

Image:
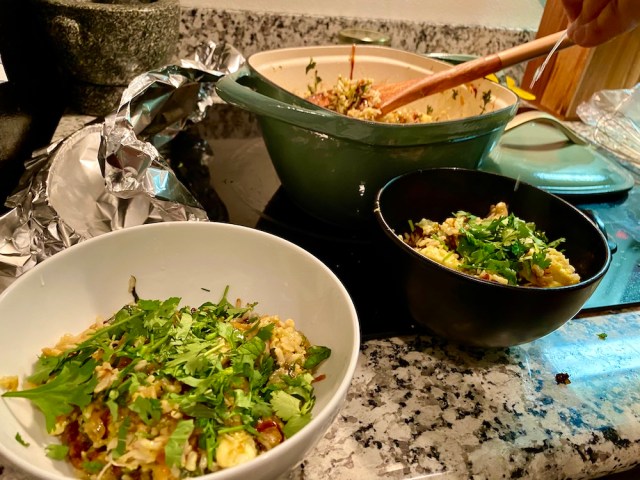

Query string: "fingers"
[[566, 0, 640, 46], [561, 0, 586, 21]]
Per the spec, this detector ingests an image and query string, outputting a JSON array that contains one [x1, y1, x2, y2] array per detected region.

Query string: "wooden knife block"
[[521, 0, 640, 120]]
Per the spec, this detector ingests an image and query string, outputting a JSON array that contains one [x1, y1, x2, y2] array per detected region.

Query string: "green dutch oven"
[[216, 45, 519, 227]]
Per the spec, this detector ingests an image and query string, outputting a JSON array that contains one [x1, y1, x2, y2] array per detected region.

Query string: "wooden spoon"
[[308, 30, 574, 117]]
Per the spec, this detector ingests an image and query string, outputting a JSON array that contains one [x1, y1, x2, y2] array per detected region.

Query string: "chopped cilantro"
[[14, 432, 29, 447], [305, 58, 316, 74], [270, 390, 302, 421], [165, 419, 195, 467], [304, 345, 331, 369], [481, 89, 493, 113], [305, 58, 322, 94], [597, 332, 608, 340], [82, 461, 105, 474], [454, 211, 564, 286], [45, 444, 68, 460]]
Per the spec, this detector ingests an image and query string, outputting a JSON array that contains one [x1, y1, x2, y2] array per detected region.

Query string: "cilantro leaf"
[[165, 419, 194, 468], [270, 390, 301, 421], [15, 432, 30, 447], [27, 355, 61, 385], [304, 345, 331, 369], [282, 413, 312, 438], [113, 417, 130, 459], [130, 396, 162, 425], [45, 444, 69, 460], [82, 461, 105, 474]]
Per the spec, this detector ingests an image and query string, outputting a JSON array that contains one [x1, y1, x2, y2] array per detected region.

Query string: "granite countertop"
[[5, 116, 639, 480], [3, 7, 640, 480]]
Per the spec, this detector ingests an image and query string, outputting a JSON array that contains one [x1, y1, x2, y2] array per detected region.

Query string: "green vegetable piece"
[[305, 58, 316, 74], [270, 390, 302, 421], [3, 360, 98, 432], [597, 332, 608, 340], [282, 413, 312, 438], [113, 417, 130, 459], [304, 345, 331, 369], [45, 444, 69, 460], [14, 432, 29, 447], [130, 396, 162, 425], [165, 419, 195, 468], [27, 355, 61, 385], [82, 461, 105, 474]]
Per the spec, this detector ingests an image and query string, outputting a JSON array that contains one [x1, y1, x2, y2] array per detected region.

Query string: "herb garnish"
[[14, 432, 29, 447], [3, 288, 331, 477], [454, 211, 564, 285], [306, 58, 322, 95]]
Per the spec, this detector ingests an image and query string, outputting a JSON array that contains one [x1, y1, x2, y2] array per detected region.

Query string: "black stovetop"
[[242, 184, 640, 341]]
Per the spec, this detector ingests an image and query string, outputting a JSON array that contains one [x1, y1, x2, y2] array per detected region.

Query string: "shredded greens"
[[3, 288, 331, 478], [454, 210, 564, 285], [404, 204, 576, 287]]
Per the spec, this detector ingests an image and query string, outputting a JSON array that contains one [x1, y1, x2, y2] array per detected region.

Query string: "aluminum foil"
[[0, 41, 245, 291]]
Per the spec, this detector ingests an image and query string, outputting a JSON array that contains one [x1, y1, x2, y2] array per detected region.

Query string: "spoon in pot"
[[307, 30, 574, 117]]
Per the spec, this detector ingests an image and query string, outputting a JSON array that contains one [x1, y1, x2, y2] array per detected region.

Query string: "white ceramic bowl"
[[0, 222, 360, 480]]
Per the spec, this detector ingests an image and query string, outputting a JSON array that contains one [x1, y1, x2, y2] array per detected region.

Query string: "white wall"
[[180, 0, 545, 31]]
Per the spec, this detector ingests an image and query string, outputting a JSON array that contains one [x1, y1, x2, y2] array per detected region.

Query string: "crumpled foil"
[[0, 41, 245, 291]]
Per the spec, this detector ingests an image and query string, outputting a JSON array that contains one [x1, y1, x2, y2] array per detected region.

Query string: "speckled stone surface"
[[177, 8, 535, 82]]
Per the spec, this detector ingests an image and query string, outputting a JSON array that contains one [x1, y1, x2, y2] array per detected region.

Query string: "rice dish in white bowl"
[[0, 221, 360, 480]]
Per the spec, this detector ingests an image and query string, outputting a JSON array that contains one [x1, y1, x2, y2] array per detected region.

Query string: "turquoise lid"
[[481, 112, 636, 197]]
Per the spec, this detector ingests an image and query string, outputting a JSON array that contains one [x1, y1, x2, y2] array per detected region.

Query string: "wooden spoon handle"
[[379, 30, 573, 115]]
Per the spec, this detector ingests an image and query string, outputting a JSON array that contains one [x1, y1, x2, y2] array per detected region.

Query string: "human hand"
[[561, 0, 640, 47]]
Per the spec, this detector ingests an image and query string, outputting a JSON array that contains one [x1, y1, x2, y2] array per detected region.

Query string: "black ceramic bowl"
[[374, 168, 612, 348]]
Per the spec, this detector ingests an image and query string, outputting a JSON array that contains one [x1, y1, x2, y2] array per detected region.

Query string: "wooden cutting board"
[[521, 0, 640, 121]]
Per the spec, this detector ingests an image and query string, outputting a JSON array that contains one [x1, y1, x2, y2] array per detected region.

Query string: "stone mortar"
[[34, 0, 180, 115]]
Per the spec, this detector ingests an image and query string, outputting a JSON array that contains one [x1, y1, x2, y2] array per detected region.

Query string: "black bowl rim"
[[373, 167, 613, 292]]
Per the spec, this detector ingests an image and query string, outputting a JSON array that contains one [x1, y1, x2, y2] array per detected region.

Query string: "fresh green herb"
[[453, 211, 563, 286], [82, 461, 105, 474], [3, 288, 330, 477], [45, 444, 69, 460], [305, 58, 317, 74], [304, 345, 331, 369], [113, 416, 130, 459], [306, 58, 322, 94], [165, 419, 195, 468], [481, 89, 493, 113], [130, 396, 162, 425], [14, 432, 29, 447], [597, 332, 608, 340], [3, 359, 98, 432]]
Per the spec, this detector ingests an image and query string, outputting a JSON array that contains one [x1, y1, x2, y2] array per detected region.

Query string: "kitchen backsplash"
[[175, 7, 536, 139], [177, 8, 535, 67]]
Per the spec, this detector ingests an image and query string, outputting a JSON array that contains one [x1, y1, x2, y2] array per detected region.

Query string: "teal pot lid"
[[481, 111, 636, 197]]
